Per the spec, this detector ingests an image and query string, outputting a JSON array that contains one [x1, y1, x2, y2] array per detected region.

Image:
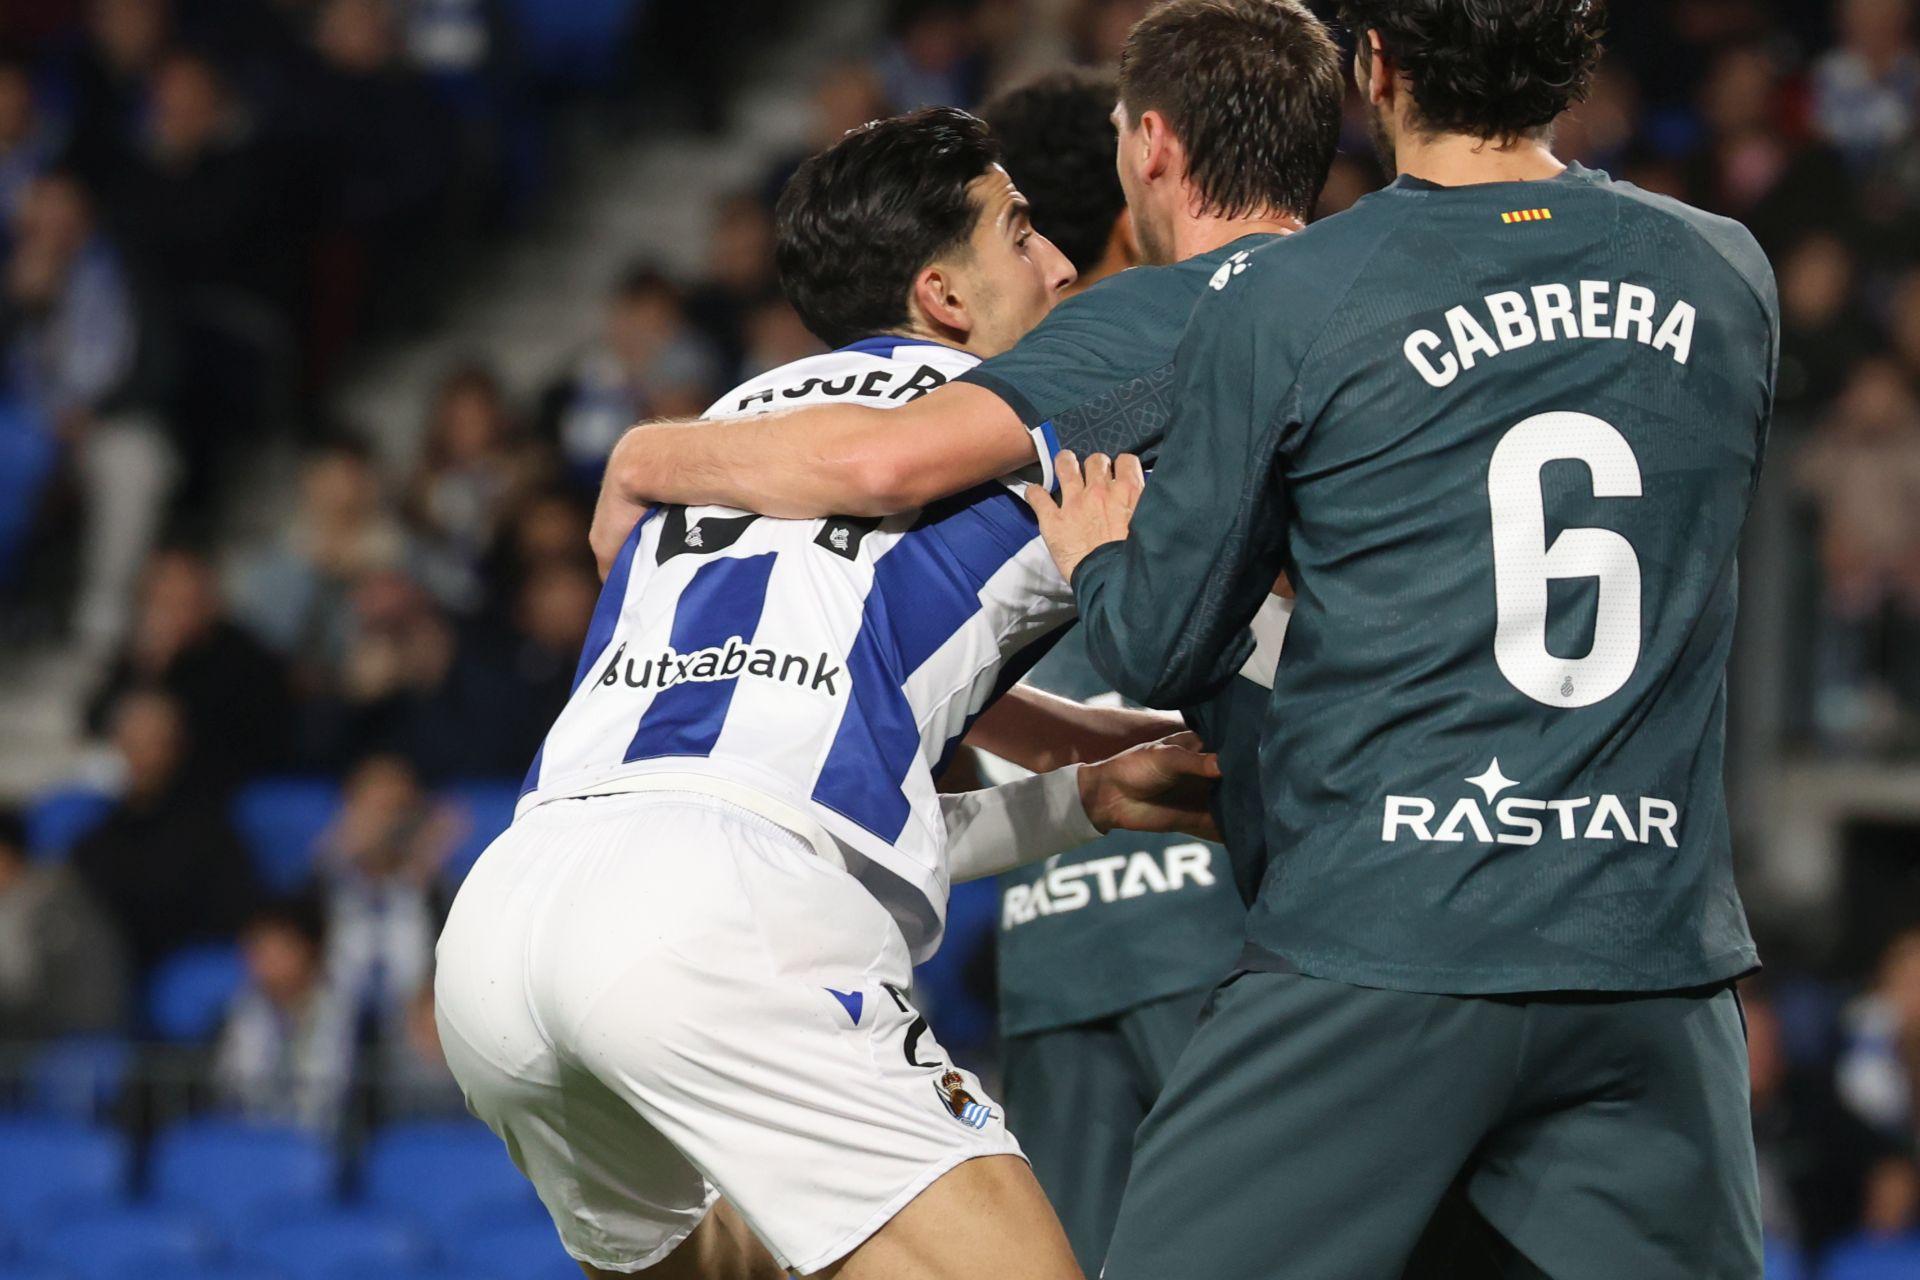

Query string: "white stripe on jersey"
[[521, 336, 1074, 960]]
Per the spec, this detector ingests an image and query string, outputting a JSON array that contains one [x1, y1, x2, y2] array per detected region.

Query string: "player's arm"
[[593, 382, 1032, 543], [1031, 279, 1296, 709], [944, 733, 1221, 883], [961, 682, 1184, 773]]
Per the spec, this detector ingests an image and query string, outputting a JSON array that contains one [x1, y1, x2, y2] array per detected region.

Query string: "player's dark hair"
[[980, 70, 1124, 277], [1118, 0, 1344, 221], [1338, 0, 1607, 143], [775, 106, 1001, 350]]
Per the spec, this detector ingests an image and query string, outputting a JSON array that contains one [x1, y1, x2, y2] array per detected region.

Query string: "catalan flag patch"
[[1501, 208, 1553, 224]]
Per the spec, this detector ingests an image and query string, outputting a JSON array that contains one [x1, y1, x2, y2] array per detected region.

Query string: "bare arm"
[[601, 380, 1034, 524], [961, 682, 1184, 774]]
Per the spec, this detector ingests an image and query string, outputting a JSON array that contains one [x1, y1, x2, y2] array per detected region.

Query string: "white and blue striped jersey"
[[520, 337, 1071, 960]]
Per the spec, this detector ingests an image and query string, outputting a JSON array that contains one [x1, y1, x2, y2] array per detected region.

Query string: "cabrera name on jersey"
[[520, 337, 1071, 959]]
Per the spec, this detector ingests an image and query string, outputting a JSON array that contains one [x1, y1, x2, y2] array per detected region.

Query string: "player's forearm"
[[608, 384, 1038, 519], [944, 765, 1100, 882], [1072, 541, 1259, 710], [963, 682, 1184, 772]]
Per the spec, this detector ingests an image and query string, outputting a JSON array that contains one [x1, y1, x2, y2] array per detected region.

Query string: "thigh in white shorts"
[[433, 790, 1021, 1275]]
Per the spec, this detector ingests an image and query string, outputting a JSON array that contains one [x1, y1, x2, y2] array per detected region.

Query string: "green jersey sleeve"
[[959, 237, 1280, 477], [1070, 256, 1300, 709]]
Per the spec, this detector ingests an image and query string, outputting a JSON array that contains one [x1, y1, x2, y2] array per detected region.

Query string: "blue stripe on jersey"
[[930, 623, 1070, 778], [840, 335, 959, 360], [571, 509, 657, 694], [625, 552, 779, 763], [812, 487, 1041, 842]]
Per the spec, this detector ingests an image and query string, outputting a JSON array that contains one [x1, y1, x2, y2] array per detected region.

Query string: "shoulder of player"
[[1187, 213, 1393, 343], [704, 342, 978, 419], [1593, 179, 1778, 318]]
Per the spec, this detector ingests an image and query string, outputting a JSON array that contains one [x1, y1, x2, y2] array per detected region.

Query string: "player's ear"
[[1137, 108, 1176, 185], [1361, 29, 1392, 108], [910, 262, 971, 340]]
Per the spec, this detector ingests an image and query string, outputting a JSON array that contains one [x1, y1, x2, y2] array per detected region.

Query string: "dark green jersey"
[[964, 238, 1276, 1033], [1071, 165, 1773, 994], [997, 630, 1246, 1035]]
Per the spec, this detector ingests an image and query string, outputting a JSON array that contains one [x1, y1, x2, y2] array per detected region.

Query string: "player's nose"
[[1036, 231, 1076, 293]]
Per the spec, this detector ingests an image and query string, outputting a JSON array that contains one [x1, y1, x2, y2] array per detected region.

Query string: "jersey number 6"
[[1487, 411, 1643, 709]]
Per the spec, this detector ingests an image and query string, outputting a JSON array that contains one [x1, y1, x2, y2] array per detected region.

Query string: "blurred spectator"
[[879, 0, 986, 111], [404, 362, 545, 611], [684, 191, 779, 379], [736, 294, 823, 383], [1684, 42, 1853, 252], [2, 170, 173, 650], [478, 487, 591, 619], [69, 688, 258, 966], [64, 0, 174, 187], [0, 56, 57, 231], [298, 0, 456, 380], [1555, 65, 1642, 173], [214, 897, 355, 1131], [1795, 360, 1920, 747], [501, 557, 597, 729], [235, 435, 408, 675], [86, 547, 292, 788], [97, 49, 290, 510], [1813, 0, 1920, 172], [377, 981, 465, 1117], [1748, 979, 1894, 1254], [305, 568, 541, 777], [1892, 269, 1920, 388], [1858, 1156, 1920, 1241], [1067, 0, 1150, 68], [315, 755, 458, 1035], [0, 806, 127, 1039], [1777, 233, 1882, 412], [759, 61, 890, 206], [1838, 929, 1920, 1144], [541, 265, 719, 494]]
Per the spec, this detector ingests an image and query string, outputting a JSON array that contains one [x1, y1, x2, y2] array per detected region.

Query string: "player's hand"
[[590, 436, 651, 581], [1079, 731, 1222, 841], [1027, 451, 1146, 581]]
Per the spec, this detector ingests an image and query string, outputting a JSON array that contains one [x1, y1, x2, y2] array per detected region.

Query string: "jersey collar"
[[839, 335, 967, 359]]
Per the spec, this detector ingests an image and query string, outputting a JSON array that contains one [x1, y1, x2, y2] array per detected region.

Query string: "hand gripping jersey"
[[521, 337, 1073, 960]]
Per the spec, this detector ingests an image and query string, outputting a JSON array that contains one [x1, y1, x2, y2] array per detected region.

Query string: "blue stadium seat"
[[29, 1206, 214, 1280], [151, 1120, 335, 1238], [0, 1121, 130, 1226], [1763, 1235, 1804, 1280], [144, 1269, 287, 1280], [146, 945, 246, 1042], [232, 779, 341, 897], [438, 783, 520, 886], [23, 788, 114, 863], [444, 1222, 578, 1280], [0, 1266, 77, 1280], [1822, 1237, 1920, 1280], [244, 1210, 425, 1280], [23, 1038, 131, 1119], [360, 1120, 537, 1236]]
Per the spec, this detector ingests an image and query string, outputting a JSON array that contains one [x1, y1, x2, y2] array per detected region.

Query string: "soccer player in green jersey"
[[1025, 2, 1776, 1277]]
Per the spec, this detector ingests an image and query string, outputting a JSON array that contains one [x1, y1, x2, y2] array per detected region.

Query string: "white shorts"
[[433, 789, 1021, 1275]]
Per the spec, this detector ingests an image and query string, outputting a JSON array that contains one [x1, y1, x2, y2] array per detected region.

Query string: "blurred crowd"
[[0, 0, 1918, 1267]]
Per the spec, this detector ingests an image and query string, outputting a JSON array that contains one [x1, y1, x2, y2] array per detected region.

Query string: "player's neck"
[[1393, 132, 1566, 188], [1169, 211, 1302, 264]]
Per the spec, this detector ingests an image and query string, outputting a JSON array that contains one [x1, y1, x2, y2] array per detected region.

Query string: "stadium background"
[[0, 0, 1915, 1276]]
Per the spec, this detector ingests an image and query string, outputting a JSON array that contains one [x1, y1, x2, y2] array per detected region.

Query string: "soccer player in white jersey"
[[434, 108, 1215, 1280]]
